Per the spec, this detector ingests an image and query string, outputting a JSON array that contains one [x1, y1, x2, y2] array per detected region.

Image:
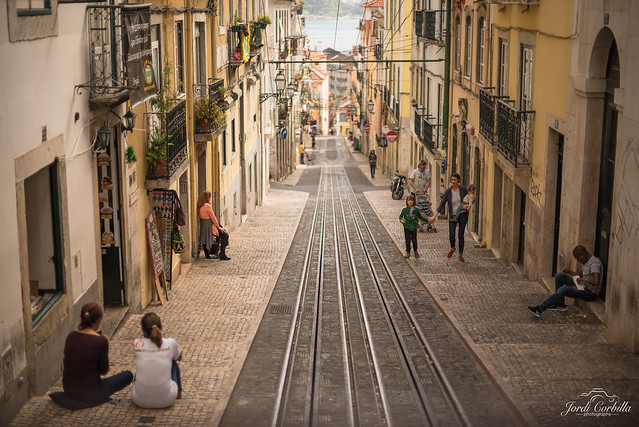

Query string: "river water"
[[304, 17, 361, 54]]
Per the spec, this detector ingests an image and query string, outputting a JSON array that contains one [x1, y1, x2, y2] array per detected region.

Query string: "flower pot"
[[231, 25, 241, 32], [196, 120, 210, 133]]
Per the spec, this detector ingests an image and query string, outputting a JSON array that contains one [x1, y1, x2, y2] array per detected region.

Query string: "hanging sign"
[[124, 5, 157, 107]]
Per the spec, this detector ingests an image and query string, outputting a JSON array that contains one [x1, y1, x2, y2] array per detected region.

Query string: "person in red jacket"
[[197, 190, 231, 260]]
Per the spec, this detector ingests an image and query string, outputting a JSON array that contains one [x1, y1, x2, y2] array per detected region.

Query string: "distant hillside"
[[304, 0, 362, 18]]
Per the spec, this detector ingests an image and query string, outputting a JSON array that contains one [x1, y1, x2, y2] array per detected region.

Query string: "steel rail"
[[336, 167, 393, 427], [271, 168, 325, 427], [342, 168, 473, 427], [338, 168, 434, 426]]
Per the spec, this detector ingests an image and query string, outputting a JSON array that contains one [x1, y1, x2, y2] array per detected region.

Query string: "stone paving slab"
[[365, 189, 639, 426], [10, 189, 308, 427]]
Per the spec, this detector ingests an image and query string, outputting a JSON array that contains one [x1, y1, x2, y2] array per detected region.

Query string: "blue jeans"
[[171, 360, 182, 391], [448, 212, 468, 254], [539, 273, 597, 312]]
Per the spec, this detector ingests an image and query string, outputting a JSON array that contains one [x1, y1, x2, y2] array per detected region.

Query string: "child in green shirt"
[[399, 195, 429, 258]]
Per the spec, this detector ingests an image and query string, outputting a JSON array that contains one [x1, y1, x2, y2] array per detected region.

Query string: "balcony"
[[479, 87, 496, 143], [374, 43, 383, 60], [249, 24, 264, 57], [496, 100, 535, 167], [76, 5, 135, 108], [145, 100, 188, 181], [423, 10, 445, 44], [194, 78, 227, 138], [414, 109, 440, 154]]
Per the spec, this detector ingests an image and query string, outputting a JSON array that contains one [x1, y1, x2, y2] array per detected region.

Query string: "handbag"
[[173, 192, 186, 226], [171, 226, 185, 254]]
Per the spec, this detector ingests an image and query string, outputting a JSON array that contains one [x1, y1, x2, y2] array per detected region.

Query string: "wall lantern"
[[122, 110, 137, 132], [286, 82, 296, 99], [96, 125, 111, 150], [367, 99, 374, 113], [274, 70, 286, 93]]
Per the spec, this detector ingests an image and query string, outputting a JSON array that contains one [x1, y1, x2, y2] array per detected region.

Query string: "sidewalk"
[[10, 188, 308, 427], [365, 190, 639, 426]]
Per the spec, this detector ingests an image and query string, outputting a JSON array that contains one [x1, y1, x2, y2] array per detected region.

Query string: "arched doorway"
[[594, 39, 619, 300], [451, 124, 458, 174], [474, 146, 481, 235], [462, 132, 470, 186]]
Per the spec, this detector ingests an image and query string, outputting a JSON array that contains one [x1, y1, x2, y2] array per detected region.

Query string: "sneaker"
[[527, 306, 542, 317], [459, 254, 465, 262], [404, 252, 410, 258], [414, 251, 420, 259], [548, 303, 567, 311], [447, 248, 456, 258]]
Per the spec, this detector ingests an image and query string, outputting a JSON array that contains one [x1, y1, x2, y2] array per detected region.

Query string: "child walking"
[[453, 184, 476, 220], [400, 194, 429, 258]]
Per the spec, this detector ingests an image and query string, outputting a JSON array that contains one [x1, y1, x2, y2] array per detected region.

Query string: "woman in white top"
[[131, 313, 183, 408]]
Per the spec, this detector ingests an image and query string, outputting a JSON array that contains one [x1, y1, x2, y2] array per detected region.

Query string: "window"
[[219, 0, 224, 26], [520, 45, 534, 111], [222, 131, 227, 165], [175, 21, 185, 93], [194, 22, 206, 85], [454, 16, 461, 70], [498, 38, 509, 96], [17, 0, 51, 16], [151, 25, 162, 88], [231, 119, 236, 153], [477, 17, 486, 83], [26, 163, 64, 324], [464, 16, 472, 77], [426, 77, 431, 115]]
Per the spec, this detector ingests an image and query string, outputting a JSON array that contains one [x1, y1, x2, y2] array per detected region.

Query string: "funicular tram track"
[[270, 158, 472, 427]]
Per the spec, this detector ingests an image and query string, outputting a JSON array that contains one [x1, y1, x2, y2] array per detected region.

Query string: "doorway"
[[462, 133, 470, 186], [517, 188, 526, 268], [451, 124, 458, 174], [552, 132, 564, 275], [97, 126, 125, 305], [474, 147, 481, 235], [594, 40, 619, 300]]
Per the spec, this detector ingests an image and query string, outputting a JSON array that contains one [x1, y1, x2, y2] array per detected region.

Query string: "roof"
[[361, 0, 384, 8]]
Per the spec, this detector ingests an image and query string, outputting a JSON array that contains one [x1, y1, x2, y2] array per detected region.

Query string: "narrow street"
[[11, 136, 639, 426]]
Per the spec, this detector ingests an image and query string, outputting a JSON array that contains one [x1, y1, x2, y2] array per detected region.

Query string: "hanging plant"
[[125, 146, 137, 164]]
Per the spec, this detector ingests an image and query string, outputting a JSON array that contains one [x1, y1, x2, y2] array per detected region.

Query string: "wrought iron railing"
[[146, 100, 188, 179], [485, 0, 539, 4], [194, 78, 226, 136], [374, 43, 383, 60], [415, 10, 424, 38], [76, 5, 134, 104], [423, 10, 445, 44], [414, 109, 440, 154], [479, 86, 496, 143], [496, 99, 535, 167]]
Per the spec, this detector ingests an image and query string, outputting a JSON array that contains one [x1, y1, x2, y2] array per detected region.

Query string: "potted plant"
[[256, 14, 272, 28], [146, 131, 170, 176], [231, 14, 244, 32], [195, 97, 211, 133]]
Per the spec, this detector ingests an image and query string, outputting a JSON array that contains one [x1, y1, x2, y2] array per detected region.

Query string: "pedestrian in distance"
[[528, 245, 603, 317], [197, 190, 231, 260], [61, 303, 133, 404], [408, 159, 431, 196], [131, 313, 183, 408], [299, 143, 305, 164], [429, 173, 469, 262], [400, 194, 429, 259], [368, 149, 377, 178]]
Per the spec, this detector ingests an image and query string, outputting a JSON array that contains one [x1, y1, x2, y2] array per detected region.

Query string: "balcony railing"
[[194, 78, 226, 136], [374, 43, 383, 60], [76, 5, 134, 106], [414, 109, 440, 154], [415, 10, 424, 38], [479, 87, 496, 143], [424, 10, 445, 44], [496, 99, 535, 167], [146, 100, 188, 179], [485, 0, 539, 4]]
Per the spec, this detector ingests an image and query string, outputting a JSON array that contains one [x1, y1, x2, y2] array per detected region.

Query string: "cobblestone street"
[[10, 156, 639, 426]]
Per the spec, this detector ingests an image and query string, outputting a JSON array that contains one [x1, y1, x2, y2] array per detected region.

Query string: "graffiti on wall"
[[614, 138, 639, 245], [529, 163, 544, 209]]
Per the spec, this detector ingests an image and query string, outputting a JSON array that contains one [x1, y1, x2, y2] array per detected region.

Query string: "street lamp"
[[286, 82, 296, 99], [260, 70, 287, 104], [367, 99, 374, 113], [96, 125, 111, 150]]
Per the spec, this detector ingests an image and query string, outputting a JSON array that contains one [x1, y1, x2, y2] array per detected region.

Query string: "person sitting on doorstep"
[[527, 245, 603, 317]]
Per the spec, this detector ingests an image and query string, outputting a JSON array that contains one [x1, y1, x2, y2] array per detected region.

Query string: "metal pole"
[[265, 59, 445, 65]]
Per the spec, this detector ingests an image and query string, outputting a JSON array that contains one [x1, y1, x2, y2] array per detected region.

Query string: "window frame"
[[175, 21, 185, 94], [464, 15, 472, 77], [17, 0, 51, 16], [520, 44, 534, 111], [477, 17, 486, 84], [454, 15, 461, 71], [498, 38, 509, 97]]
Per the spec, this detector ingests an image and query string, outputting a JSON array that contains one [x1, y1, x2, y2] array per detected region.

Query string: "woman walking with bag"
[[197, 190, 231, 260], [368, 150, 377, 178]]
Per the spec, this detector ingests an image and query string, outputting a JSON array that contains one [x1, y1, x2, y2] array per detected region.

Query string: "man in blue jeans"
[[528, 245, 603, 317]]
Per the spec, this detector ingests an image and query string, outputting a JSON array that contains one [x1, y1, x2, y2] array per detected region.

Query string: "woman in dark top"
[[62, 302, 132, 402], [429, 173, 469, 262]]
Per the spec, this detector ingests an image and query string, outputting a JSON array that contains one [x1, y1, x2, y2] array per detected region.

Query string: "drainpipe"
[[442, 0, 452, 146]]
